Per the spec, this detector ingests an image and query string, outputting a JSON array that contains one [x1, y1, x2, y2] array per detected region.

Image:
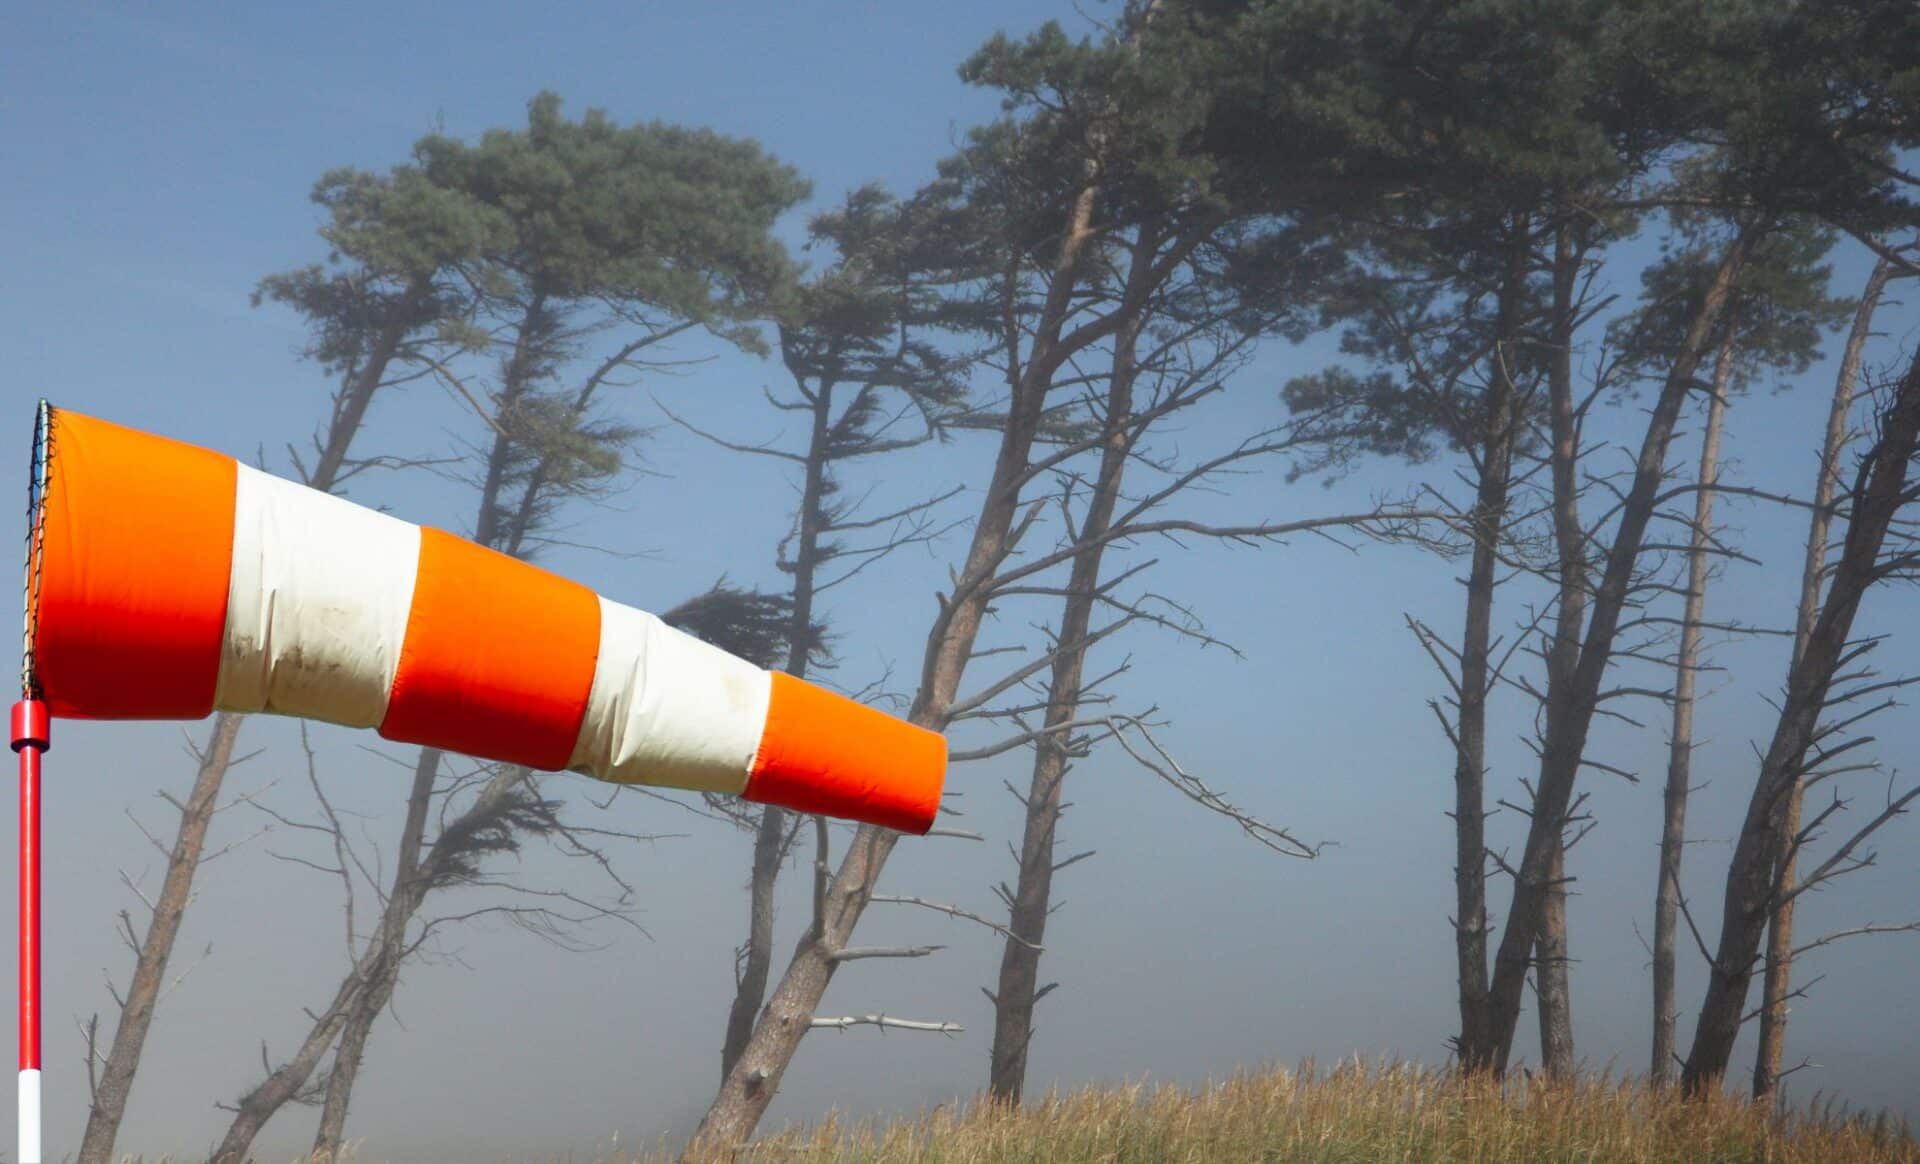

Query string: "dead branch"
[[870, 895, 1042, 950], [1104, 716, 1323, 859], [1791, 921, 1920, 958], [809, 1015, 963, 1035], [829, 945, 946, 962]]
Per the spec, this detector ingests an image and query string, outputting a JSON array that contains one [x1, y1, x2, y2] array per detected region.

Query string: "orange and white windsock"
[[20, 404, 947, 834]]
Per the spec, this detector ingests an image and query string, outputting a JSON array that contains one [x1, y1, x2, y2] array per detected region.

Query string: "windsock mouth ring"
[[20, 399, 52, 703]]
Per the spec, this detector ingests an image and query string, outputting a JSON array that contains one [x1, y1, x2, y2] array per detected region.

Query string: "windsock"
[[18, 404, 946, 833]]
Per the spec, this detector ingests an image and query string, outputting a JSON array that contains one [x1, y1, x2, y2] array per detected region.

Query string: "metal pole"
[[10, 700, 45, 1164]]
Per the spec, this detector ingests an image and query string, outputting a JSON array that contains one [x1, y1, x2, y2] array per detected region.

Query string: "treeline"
[[70, 2, 1920, 1161]]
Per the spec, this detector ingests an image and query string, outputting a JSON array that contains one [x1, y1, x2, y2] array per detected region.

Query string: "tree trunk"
[[309, 963, 399, 1162], [1534, 844, 1575, 1077], [1533, 221, 1588, 1082], [721, 808, 786, 1083], [309, 290, 425, 491], [1451, 222, 1529, 1072], [474, 288, 552, 548], [210, 966, 369, 1164], [1751, 259, 1893, 1102], [310, 748, 443, 1161], [989, 312, 1142, 1104], [719, 379, 835, 1081], [75, 713, 241, 1164], [1483, 227, 1756, 1075], [219, 766, 512, 1164], [1684, 340, 1920, 1090], [1652, 316, 1740, 1083], [683, 170, 1125, 1159]]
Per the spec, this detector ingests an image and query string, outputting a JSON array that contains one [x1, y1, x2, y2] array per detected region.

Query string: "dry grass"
[[100, 1061, 1919, 1162], [667, 1060, 1918, 1164]]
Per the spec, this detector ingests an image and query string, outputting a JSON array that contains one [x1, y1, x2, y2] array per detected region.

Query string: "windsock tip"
[[745, 673, 947, 833]]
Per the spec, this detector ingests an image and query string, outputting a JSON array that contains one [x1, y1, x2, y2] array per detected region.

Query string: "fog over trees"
[[7, 1, 1920, 1160]]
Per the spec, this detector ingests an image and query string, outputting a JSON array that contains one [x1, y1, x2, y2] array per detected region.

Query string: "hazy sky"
[[4, 3, 1919, 1161]]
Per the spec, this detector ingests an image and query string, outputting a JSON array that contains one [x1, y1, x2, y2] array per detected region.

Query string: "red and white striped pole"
[[10, 700, 44, 1164]]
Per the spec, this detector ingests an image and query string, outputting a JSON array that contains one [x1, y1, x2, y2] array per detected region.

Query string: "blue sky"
[[4, 3, 1920, 1161]]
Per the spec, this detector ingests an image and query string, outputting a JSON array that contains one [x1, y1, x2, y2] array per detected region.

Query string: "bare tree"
[[1475, 219, 1761, 1073], [1683, 333, 1920, 1091], [984, 217, 1388, 1101], [76, 714, 247, 1164], [1290, 209, 1563, 1070], [213, 437, 614, 1163], [1753, 253, 1907, 1100], [72, 164, 486, 1164], [1532, 221, 1596, 1081], [986, 291, 1155, 1108], [667, 187, 975, 1083], [230, 398, 737, 1160], [223, 587, 777, 1164], [684, 186, 1121, 1164], [1651, 319, 1738, 1084], [1614, 222, 1857, 1084], [678, 0, 1468, 1137], [684, 14, 1236, 1149], [216, 736, 644, 1164]]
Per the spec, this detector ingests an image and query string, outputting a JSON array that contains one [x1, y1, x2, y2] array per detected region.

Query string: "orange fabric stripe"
[[378, 528, 600, 770], [32, 410, 238, 719], [744, 672, 946, 834]]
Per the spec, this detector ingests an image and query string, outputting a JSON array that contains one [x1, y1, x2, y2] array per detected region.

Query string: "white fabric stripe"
[[214, 465, 421, 728], [569, 596, 770, 794], [19, 1068, 39, 1164]]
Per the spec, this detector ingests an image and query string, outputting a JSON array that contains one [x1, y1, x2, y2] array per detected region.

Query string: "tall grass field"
[[100, 1061, 1920, 1162], [664, 1060, 1916, 1164]]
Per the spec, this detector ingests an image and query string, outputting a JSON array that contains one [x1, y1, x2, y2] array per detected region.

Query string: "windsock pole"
[[9, 700, 44, 1164]]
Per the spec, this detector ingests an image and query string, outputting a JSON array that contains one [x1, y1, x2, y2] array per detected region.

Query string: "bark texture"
[[1533, 844, 1575, 1076]]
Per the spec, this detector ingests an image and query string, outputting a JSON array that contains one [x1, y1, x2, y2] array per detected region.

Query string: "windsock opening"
[[23, 405, 237, 720]]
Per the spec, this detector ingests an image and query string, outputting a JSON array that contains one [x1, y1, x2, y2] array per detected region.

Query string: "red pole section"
[[10, 699, 46, 1164]]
